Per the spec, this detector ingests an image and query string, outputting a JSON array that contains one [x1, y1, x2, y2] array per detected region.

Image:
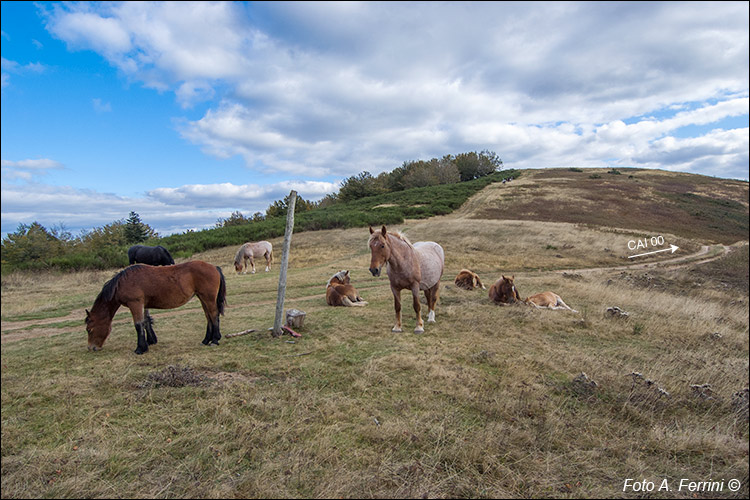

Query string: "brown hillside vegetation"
[[459, 168, 749, 244], [1, 168, 748, 498]]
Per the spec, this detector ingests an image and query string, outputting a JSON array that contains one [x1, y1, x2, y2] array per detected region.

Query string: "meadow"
[[1, 168, 748, 498]]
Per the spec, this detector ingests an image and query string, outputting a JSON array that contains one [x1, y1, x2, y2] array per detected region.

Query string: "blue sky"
[[2, 1, 748, 238]]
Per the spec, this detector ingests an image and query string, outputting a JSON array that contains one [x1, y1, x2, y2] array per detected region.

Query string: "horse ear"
[[381, 225, 387, 236], [369, 226, 374, 234], [85, 309, 90, 317]]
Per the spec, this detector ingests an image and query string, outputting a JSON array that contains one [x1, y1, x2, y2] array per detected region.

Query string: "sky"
[[1, 1, 748, 238]]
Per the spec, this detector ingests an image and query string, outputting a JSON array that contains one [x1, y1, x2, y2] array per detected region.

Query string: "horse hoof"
[[414, 327, 424, 334], [134, 348, 146, 355], [392, 327, 403, 333]]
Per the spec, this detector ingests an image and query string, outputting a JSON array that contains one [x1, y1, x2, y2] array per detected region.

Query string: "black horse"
[[127, 245, 175, 266]]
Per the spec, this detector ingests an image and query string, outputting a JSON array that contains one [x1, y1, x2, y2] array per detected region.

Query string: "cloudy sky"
[[2, 1, 748, 238]]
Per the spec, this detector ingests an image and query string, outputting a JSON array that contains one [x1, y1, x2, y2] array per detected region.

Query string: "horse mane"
[[369, 228, 413, 247], [234, 243, 249, 266], [93, 265, 145, 309], [326, 270, 348, 288]]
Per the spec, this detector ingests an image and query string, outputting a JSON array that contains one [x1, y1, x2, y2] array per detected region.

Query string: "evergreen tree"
[[123, 211, 155, 244]]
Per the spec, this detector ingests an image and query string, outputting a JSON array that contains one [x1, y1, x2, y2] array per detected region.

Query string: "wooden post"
[[272, 190, 297, 337]]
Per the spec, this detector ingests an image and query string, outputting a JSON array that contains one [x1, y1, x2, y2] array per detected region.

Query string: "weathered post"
[[272, 190, 297, 337]]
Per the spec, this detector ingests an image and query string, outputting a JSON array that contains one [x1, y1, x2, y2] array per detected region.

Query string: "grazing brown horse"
[[85, 261, 227, 354], [524, 292, 578, 312], [326, 270, 368, 307], [455, 269, 486, 290], [234, 241, 273, 274], [488, 275, 521, 305], [369, 226, 444, 333]]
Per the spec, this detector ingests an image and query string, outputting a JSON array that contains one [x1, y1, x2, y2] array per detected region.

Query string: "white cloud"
[[92, 98, 112, 113], [1, 158, 64, 180], [1, 179, 339, 237]]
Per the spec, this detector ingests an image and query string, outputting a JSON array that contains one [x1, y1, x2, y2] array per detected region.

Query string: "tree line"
[[2, 150, 502, 271]]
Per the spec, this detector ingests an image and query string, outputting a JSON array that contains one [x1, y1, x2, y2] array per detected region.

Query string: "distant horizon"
[[5, 165, 746, 240], [3, 1, 748, 238]]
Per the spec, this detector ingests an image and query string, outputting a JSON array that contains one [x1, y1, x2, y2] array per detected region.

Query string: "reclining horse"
[[455, 269, 486, 290], [326, 270, 368, 307], [488, 275, 521, 305], [489, 275, 577, 312], [524, 292, 578, 312]]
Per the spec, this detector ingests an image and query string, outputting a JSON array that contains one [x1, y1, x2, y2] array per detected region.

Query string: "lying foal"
[[326, 270, 368, 307]]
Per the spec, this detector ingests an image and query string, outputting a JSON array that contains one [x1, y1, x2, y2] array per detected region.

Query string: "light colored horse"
[[455, 269, 486, 290], [524, 292, 578, 312], [368, 226, 444, 333], [326, 270, 368, 307], [234, 241, 273, 274]]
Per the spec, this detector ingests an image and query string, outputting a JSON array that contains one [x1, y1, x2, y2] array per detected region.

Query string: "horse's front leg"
[[391, 286, 402, 333], [411, 284, 424, 334], [250, 259, 256, 274]]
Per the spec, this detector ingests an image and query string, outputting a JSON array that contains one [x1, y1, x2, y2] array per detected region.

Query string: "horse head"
[[368, 226, 391, 277], [327, 270, 351, 288], [85, 308, 110, 351]]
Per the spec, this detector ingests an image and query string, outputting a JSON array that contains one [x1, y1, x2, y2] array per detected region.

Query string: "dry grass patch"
[[458, 168, 748, 245]]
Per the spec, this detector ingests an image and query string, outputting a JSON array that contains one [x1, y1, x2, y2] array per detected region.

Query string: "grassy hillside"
[[159, 170, 519, 258], [460, 168, 748, 244], [1, 168, 748, 498]]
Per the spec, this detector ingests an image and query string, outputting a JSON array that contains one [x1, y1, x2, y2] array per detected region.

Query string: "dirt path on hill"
[[0, 243, 734, 345], [553, 244, 730, 275]]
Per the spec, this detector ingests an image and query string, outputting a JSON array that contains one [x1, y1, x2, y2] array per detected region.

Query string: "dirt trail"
[[553, 244, 729, 275], [0, 243, 734, 345]]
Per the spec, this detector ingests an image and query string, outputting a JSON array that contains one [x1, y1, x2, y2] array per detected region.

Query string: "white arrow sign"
[[628, 244, 679, 259]]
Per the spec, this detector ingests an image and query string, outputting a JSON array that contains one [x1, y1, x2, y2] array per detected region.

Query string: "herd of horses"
[[86, 229, 576, 354]]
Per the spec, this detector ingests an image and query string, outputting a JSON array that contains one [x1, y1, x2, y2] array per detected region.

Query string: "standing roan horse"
[[234, 241, 273, 274], [326, 270, 368, 307], [369, 226, 444, 333], [85, 261, 227, 354], [127, 244, 175, 266]]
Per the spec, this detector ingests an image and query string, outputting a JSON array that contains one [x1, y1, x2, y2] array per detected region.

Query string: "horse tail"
[[216, 266, 227, 316]]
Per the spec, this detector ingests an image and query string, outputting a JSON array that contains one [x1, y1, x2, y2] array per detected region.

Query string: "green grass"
[[159, 170, 518, 258], [2, 170, 748, 498], [2, 227, 748, 498]]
